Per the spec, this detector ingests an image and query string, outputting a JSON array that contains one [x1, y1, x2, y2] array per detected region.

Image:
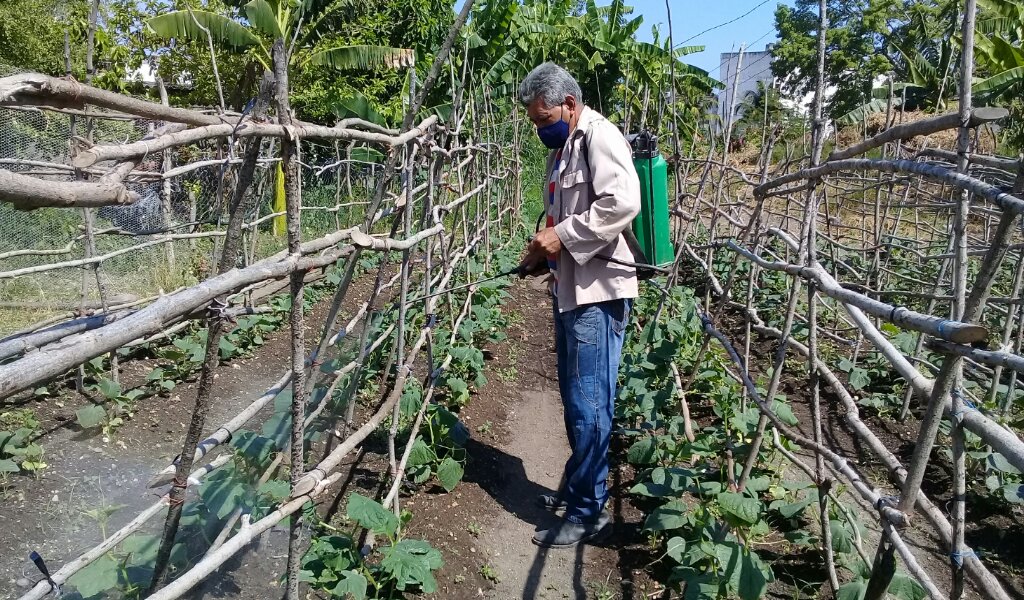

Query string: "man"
[[518, 62, 641, 548]]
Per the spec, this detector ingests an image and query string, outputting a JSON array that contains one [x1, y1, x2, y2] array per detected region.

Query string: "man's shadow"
[[464, 437, 554, 530], [464, 436, 641, 599]]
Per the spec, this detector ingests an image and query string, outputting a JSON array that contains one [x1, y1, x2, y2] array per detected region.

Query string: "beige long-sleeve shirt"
[[546, 106, 642, 312]]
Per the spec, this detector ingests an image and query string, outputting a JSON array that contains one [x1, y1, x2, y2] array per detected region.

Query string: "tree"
[[0, 0, 85, 76], [287, 0, 456, 123], [771, 0, 895, 119], [465, 0, 717, 139], [145, 0, 415, 118]]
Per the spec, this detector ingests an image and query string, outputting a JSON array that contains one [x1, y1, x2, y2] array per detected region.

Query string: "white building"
[[716, 45, 775, 132]]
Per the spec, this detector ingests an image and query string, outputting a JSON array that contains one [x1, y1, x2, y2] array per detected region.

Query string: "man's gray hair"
[[518, 62, 583, 108]]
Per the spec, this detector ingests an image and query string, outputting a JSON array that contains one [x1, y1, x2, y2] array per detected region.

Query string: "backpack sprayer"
[[407, 129, 675, 302], [626, 130, 675, 269]]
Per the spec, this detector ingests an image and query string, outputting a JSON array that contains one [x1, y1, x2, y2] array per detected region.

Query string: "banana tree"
[[973, 0, 1024, 101], [146, 0, 413, 73]]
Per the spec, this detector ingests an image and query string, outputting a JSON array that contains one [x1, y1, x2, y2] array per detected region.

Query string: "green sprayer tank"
[[628, 131, 674, 266]]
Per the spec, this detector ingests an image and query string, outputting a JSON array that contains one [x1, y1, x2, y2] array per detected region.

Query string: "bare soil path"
[[406, 279, 653, 600]]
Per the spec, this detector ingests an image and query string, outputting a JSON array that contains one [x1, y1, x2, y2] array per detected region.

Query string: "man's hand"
[[518, 247, 547, 278], [529, 227, 562, 256]]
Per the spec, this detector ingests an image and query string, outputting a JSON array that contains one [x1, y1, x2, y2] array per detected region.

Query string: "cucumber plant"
[[301, 493, 444, 598], [0, 409, 45, 473]]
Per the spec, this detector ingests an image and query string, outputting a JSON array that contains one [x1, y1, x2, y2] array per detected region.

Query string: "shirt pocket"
[[559, 169, 591, 215], [561, 168, 589, 188]]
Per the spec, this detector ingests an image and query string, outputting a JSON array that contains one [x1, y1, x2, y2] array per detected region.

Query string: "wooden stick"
[[827, 107, 1007, 161]]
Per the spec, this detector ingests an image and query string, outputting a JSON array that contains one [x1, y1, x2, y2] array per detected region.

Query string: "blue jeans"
[[553, 298, 631, 523]]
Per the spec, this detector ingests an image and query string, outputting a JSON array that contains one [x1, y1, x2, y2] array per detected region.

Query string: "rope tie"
[[308, 467, 327, 480], [874, 495, 899, 511], [208, 297, 231, 320], [168, 476, 189, 507], [950, 549, 978, 567], [215, 427, 233, 444], [950, 388, 978, 421]]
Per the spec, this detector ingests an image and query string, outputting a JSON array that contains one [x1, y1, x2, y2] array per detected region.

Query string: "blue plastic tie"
[[951, 549, 978, 567], [950, 388, 978, 420]]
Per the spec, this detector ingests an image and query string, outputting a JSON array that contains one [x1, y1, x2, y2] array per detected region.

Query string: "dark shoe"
[[532, 512, 611, 548], [535, 494, 568, 511]]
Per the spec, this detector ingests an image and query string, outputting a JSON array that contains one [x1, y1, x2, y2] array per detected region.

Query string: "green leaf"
[[199, 468, 251, 520], [258, 480, 290, 502], [973, 66, 1024, 98], [436, 457, 464, 492], [243, 0, 283, 38], [410, 464, 431, 484], [830, 519, 855, 554], [347, 493, 399, 537], [330, 570, 368, 599], [644, 499, 690, 531], [97, 377, 121, 400], [836, 98, 894, 126], [737, 549, 772, 600], [988, 452, 1021, 474], [836, 580, 867, 600], [666, 536, 686, 563], [630, 467, 692, 497], [784, 529, 818, 548], [0, 459, 20, 473], [232, 430, 277, 469], [307, 45, 414, 70], [627, 436, 658, 465], [380, 539, 443, 592], [848, 368, 871, 391], [219, 336, 239, 359], [1003, 483, 1024, 503], [333, 91, 387, 125], [349, 147, 385, 163], [887, 572, 926, 600], [683, 572, 719, 600], [771, 495, 814, 519], [406, 438, 436, 468], [769, 400, 799, 426], [717, 492, 760, 525], [121, 533, 160, 565], [69, 554, 120, 597], [76, 405, 108, 429], [146, 11, 260, 49]]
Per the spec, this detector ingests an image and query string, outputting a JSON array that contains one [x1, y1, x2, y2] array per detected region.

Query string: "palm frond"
[[146, 10, 260, 48], [306, 45, 414, 70]]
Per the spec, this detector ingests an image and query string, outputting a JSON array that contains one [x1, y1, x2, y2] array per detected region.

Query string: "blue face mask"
[[536, 105, 571, 149]]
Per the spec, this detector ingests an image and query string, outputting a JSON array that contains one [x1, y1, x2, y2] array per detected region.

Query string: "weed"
[[0, 408, 39, 431], [589, 580, 617, 600], [477, 420, 493, 435], [0, 408, 44, 473], [466, 522, 482, 537], [479, 563, 500, 583], [496, 366, 518, 382]]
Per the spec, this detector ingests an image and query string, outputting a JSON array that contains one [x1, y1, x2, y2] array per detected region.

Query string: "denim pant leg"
[[555, 299, 630, 523], [552, 300, 575, 453]]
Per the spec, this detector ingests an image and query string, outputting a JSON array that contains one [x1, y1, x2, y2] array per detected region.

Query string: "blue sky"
[[628, 0, 796, 76]]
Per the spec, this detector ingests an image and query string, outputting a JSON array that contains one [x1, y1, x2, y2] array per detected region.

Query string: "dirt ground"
[[0, 276, 377, 599], [5, 261, 1022, 600], [403, 277, 657, 600]]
